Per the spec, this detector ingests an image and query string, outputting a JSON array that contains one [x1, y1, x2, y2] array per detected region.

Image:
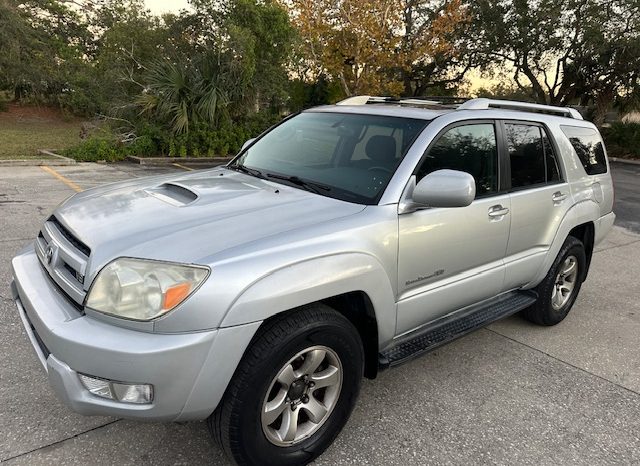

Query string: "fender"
[[524, 199, 600, 288], [220, 252, 397, 347]]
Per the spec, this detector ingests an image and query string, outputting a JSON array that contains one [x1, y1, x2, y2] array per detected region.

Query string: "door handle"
[[488, 205, 509, 218], [552, 191, 568, 204]]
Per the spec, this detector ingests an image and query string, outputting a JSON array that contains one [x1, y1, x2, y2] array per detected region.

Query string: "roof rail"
[[458, 98, 583, 120], [335, 96, 583, 120], [335, 95, 459, 108]]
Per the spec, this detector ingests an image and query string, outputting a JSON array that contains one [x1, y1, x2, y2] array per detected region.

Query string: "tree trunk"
[[338, 73, 352, 97], [13, 85, 24, 102], [593, 87, 615, 127], [402, 72, 413, 97]]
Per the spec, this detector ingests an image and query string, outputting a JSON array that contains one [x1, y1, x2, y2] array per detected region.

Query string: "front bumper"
[[11, 244, 260, 421]]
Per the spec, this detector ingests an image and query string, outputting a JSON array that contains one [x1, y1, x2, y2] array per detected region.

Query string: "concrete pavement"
[[0, 163, 638, 465]]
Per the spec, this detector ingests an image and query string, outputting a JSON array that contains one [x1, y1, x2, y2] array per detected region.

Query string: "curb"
[[610, 157, 640, 166], [38, 149, 77, 165], [0, 158, 74, 166], [127, 155, 231, 166], [0, 149, 76, 166]]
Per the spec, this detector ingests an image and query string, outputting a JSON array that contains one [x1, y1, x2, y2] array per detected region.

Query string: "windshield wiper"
[[266, 173, 332, 194], [228, 164, 266, 179]]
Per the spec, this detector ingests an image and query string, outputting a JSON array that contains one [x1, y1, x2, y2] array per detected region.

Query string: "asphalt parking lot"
[[1, 162, 639, 465]]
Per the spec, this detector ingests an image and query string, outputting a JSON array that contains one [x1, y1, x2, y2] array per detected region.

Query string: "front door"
[[396, 121, 511, 335]]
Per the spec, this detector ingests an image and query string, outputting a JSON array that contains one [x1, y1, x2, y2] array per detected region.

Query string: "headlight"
[[85, 258, 209, 321]]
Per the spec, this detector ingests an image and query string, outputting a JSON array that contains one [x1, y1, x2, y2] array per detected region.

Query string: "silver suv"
[[11, 97, 615, 465]]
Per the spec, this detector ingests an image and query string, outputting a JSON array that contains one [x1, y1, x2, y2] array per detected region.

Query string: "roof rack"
[[458, 98, 583, 120], [336, 95, 460, 108], [335, 95, 583, 120]]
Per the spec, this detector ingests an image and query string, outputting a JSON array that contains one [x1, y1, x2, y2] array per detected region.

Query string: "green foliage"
[[134, 111, 279, 157], [64, 136, 125, 162], [471, 0, 640, 114], [288, 76, 343, 111], [64, 110, 280, 160], [601, 123, 640, 159], [135, 54, 229, 134], [17, 0, 640, 162], [0, 0, 93, 108]]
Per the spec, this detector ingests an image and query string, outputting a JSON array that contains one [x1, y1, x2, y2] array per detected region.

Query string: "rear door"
[[501, 121, 569, 291]]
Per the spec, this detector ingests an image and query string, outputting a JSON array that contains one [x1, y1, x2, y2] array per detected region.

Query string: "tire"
[[209, 303, 364, 466], [523, 236, 586, 326]]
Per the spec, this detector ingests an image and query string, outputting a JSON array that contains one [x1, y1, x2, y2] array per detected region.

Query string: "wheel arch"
[[321, 291, 379, 379], [526, 200, 599, 288], [219, 252, 396, 378], [567, 221, 595, 280]]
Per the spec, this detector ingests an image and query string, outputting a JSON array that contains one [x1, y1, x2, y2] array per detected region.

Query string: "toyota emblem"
[[45, 246, 54, 265]]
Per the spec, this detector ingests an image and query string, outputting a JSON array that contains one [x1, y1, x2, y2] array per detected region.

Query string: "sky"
[[144, 0, 191, 14]]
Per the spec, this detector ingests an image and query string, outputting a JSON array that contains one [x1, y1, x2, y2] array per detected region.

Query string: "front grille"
[[40, 261, 84, 312], [49, 216, 91, 257], [36, 218, 90, 307]]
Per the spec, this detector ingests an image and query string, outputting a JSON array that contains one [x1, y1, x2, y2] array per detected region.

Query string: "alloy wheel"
[[261, 345, 343, 446]]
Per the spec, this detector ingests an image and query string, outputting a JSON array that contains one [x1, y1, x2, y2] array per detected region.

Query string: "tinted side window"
[[560, 126, 608, 175], [417, 124, 498, 196], [506, 124, 546, 188]]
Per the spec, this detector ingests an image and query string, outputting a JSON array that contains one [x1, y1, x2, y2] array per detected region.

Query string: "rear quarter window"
[[560, 125, 608, 175]]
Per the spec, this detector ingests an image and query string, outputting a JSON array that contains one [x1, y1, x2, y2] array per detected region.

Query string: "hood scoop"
[[146, 182, 199, 206]]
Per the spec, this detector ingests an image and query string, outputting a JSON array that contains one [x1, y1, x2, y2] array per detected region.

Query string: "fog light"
[[79, 374, 153, 404]]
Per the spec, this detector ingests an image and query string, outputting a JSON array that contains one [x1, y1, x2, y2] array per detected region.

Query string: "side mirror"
[[412, 169, 476, 208], [241, 138, 256, 151]]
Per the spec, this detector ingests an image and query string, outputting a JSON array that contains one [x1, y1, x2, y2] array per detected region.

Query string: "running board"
[[379, 290, 537, 368]]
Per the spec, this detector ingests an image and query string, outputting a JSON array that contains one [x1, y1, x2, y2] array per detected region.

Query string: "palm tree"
[[135, 53, 229, 134]]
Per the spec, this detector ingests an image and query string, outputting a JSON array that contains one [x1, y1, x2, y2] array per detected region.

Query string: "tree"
[[285, 0, 469, 97], [473, 0, 640, 122], [130, 0, 295, 133], [395, 0, 474, 96], [88, 0, 176, 114], [187, 0, 295, 113], [0, 0, 91, 103], [134, 53, 230, 134]]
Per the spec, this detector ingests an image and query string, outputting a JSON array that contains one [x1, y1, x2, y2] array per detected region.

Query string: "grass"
[[0, 104, 82, 159]]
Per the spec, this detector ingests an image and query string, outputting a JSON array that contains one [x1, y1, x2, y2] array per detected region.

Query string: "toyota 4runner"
[[11, 97, 615, 465]]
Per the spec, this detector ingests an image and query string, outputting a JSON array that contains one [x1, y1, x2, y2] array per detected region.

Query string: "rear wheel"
[[209, 304, 364, 466], [523, 236, 586, 326]]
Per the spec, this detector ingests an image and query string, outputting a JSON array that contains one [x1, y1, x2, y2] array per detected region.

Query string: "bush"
[[64, 135, 125, 162], [126, 135, 157, 157], [130, 111, 281, 158], [601, 122, 640, 159], [64, 110, 284, 161]]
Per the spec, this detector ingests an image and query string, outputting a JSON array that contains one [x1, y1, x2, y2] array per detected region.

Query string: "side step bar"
[[379, 290, 537, 368]]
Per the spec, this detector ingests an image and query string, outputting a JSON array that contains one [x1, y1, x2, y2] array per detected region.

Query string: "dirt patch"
[[0, 103, 79, 125]]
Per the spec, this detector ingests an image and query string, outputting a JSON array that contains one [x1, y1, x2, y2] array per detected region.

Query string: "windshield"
[[230, 112, 429, 204]]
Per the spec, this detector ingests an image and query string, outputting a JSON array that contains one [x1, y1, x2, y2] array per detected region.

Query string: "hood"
[[54, 167, 366, 273]]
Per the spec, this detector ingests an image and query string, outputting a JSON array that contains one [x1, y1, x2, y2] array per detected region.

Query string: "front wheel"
[[523, 236, 586, 326], [209, 304, 364, 466]]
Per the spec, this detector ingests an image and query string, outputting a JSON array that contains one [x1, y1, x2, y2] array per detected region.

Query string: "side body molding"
[[524, 199, 601, 288], [220, 253, 397, 347]]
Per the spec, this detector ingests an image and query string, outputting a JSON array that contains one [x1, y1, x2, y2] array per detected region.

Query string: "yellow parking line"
[[172, 163, 194, 171], [41, 166, 83, 192]]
